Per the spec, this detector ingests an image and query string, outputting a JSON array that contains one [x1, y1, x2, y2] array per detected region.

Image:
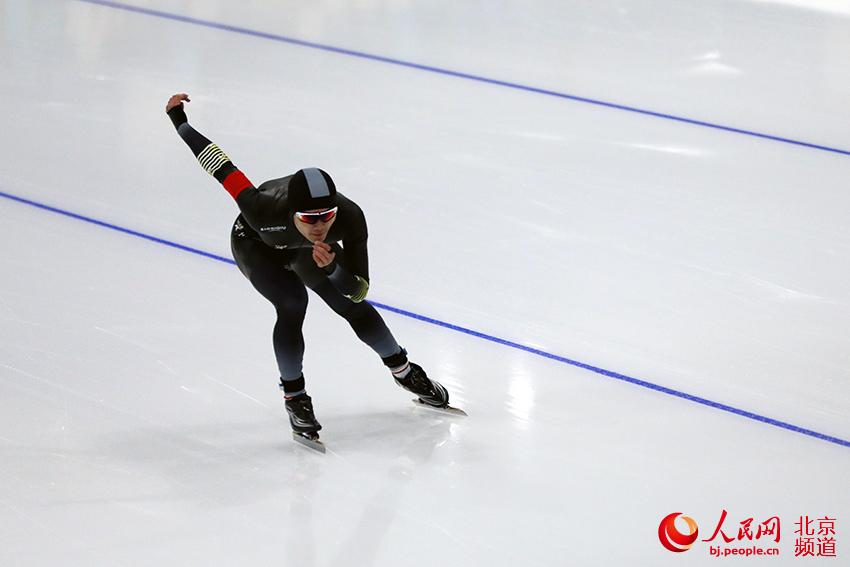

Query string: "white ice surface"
[[0, 1, 848, 565]]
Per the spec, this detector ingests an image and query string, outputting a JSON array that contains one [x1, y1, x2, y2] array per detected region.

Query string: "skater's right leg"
[[231, 229, 321, 432]]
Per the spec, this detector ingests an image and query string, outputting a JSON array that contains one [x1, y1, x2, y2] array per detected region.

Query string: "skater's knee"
[[344, 302, 379, 327], [274, 293, 308, 318]]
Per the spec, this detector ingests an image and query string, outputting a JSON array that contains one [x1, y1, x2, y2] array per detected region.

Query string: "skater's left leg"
[[310, 280, 449, 406], [289, 247, 400, 359], [291, 249, 449, 406], [310, 278, 401, 358]]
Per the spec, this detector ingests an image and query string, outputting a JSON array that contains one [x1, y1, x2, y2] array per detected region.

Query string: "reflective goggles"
[[295, 207, 338, 224]]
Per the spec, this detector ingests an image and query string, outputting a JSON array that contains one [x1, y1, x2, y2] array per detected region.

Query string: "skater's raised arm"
[[165, 93, 257, 203]]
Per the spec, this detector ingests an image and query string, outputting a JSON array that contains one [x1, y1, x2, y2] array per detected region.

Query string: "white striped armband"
[[196, 143, 231, 176]]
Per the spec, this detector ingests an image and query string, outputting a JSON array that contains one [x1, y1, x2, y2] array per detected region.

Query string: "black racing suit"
[[167, 105, 402, 382]]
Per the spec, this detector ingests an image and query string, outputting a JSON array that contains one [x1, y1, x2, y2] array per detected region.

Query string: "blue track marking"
[[2, 188, 848, 449], [0, 190, 234, 264], [73, 0, 850, 158]]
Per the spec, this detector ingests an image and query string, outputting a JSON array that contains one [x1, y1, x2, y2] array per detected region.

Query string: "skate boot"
[[394, 362, 449, 408], [283, 392, 322, 436]]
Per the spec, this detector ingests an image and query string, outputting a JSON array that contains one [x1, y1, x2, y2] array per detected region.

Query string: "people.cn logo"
[[659, 512, 700, 552]]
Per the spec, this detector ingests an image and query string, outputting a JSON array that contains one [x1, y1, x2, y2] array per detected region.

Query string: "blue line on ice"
[[74, 0, 850, 158], [2, 188, 848, 449]]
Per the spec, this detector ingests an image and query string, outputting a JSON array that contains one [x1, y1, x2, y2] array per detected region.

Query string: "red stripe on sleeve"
[[222, 170, 253, 199]]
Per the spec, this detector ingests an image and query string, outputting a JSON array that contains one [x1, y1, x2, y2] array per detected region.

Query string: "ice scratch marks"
[[93, 325, 160, 355], [0, 496, 50, 530], [202, 373, 269, 408]]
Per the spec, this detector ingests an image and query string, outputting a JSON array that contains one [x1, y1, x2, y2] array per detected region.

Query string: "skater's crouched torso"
[[230, 175, 366, 250], [229, 174, 370, 289]]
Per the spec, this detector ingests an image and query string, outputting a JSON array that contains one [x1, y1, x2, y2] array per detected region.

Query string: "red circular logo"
[[659, 512, 699, 552]]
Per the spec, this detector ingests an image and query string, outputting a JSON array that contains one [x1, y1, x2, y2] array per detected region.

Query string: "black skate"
[[396, 364, 468, 416], [283, 393, 325, 453], [395, 363, 450, 407]]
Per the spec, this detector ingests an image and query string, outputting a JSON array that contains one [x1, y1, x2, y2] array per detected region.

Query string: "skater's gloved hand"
[[312, 241, 336, 269], [317, 243, 368, 300], [166, 93, 190, 112], [165, 93, 190, 128]]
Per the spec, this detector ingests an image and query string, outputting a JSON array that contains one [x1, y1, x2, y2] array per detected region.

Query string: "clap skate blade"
[[292, 431, 326, 453], [412, 398, 468, 416]]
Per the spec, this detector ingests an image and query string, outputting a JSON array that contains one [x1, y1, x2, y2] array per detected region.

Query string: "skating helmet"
[[288, 167, 337, 213]]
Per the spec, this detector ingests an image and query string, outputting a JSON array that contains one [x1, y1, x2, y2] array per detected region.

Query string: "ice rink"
[[1, 0, 848, 565]]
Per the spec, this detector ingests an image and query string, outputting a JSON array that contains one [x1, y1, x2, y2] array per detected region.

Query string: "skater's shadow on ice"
[[320, 411, 460, 567], [87, 410, 464, 508], [89, 418, 323, 505], [324, 408, 458, 457]]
